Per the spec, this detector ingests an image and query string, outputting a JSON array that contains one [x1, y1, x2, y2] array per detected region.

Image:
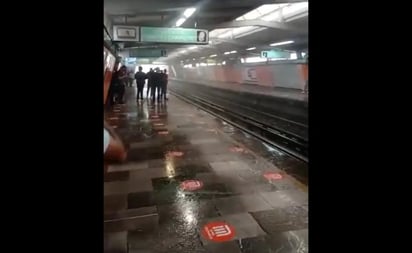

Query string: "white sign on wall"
[[242, 67, 258, 83], [113, 25, 139, 42]]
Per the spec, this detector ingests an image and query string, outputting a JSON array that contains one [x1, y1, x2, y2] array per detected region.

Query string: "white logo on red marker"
[[167, 151, 184, 157], [180, 180, 203, 191], [202, 221, 235, 242], [229, 147, 244, 153], [263, 172, 283, 181]]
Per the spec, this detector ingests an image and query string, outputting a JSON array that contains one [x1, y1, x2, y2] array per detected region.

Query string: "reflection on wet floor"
[[104, 88, 308, 253]]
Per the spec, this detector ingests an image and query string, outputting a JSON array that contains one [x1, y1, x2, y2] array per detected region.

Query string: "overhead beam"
[[213, 20, 307, 34]]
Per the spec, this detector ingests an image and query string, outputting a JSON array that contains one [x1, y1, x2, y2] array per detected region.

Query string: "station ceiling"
[[104, 0, 308, 62]]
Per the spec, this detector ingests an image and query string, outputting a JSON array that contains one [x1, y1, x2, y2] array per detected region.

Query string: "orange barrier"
[[103, 47, 116, 104]]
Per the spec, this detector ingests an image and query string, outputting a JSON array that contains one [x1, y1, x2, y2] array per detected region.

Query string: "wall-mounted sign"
[[113, 25, 139, 42], [261, 50, 289, 59], [129, 48, 167, 58], [140, 27, 209, 44], [242, 67, 258, 83]]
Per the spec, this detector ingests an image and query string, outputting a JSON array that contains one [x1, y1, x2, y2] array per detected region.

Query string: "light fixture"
[[224, 51, 231, 55], [270, 40, 294, 46], [193, 58, 196, 60], [200, 56, 206, 59], [176, 18, 186, 27], [183, 8, 196, 18], [246, 47, 256, 51], [209, 54, 217, 57], [188, 46, 197, 50], [230, 50, 237, 54]]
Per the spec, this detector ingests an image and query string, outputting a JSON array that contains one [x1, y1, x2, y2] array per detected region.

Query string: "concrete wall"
[[169, 62, 308, 90]]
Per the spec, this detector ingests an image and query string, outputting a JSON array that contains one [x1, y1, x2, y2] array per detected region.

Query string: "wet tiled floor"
[[104, 87, 308, 253]]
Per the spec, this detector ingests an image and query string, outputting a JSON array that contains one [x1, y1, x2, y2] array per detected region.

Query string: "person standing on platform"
[[116, 66, 127, 103], [128, 70, 134, 87], [146, 68, 154, 99], [151, 68, 162, 102], [134, 66, 147, 101], [162, 69, 168, 100]]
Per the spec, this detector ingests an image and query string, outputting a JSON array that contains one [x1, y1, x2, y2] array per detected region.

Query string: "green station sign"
[[140, 27, 209, 44], [129, 48, 167, 58], [261, 50, 290, 59]]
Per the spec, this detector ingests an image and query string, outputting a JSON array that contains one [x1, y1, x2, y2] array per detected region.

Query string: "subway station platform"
[[170, 78, 308, 102], [104, 87, 308, 253]]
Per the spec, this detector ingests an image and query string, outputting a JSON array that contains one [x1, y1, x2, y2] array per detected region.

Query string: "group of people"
[[135, 67, 168, 102], [104, 66, 168, 169], [106, 65, 169, 107]]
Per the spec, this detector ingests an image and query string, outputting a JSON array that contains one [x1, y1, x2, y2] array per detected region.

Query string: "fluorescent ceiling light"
[[245, 57, 267, 63], [200, 56, 206, 59], [192, 58, 196, 60], [270, 40, 294, 46], [224, 51, 231, 55], [246, 47, 256, 51], [209, 54, 217, 57], [176, 18, 186, 27], [188, 46, 197, 50], [230, 50, 237, 54], [183, 8, 196, 18]]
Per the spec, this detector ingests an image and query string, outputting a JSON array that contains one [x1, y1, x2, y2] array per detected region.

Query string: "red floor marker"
[[150, 115, 159, 119], [202, 221, 235, 242], [263, 172, 283, 181], [167, 151, 184, 157], [108, 117, 119, 120], [153, 123, 164, 127], [180, 180, 203, 191], [158, 131, 169, 135], [229, 147, 244, 153]]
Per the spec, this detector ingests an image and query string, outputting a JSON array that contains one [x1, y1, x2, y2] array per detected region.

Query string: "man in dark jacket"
[[161, 69, 168, 100], [151, 68, 162, 102], [146, 68, 154, 99], [134, 66, 147, 100]]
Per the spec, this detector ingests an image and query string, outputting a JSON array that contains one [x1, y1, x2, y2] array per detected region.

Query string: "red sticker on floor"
[[229, 147, 244, 153], [263, 172, 283, 181], [167, 151, 184, 157], [202, 221, 235, 242], [158, 131, 169, 135], [180, 180, 203, 191], [150, 115, 159, 119]]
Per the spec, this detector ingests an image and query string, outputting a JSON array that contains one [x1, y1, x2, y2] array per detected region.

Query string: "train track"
[[169, 88, 308, 163]]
